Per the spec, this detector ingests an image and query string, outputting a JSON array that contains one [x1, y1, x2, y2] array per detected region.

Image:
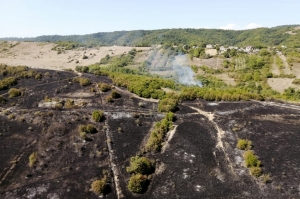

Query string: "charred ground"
[[1, 69, 300, 199]]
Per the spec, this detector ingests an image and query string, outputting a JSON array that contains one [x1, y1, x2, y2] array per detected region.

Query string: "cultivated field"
[[0, 41, 150, 71]]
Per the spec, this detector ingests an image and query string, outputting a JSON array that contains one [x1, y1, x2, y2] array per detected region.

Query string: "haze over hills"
[[1, 25, 300, 48]]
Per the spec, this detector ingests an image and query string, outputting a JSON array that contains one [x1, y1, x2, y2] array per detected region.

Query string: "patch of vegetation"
[[29, 152, 37, 167], [158, 98, 178, 112], [126, 156, 154, 175], [91, 176, 108, 195], [92, 110, 105, 122], [111, 90, 121, 99], [292, 78, 300, 85], [79, 124, 97, 134], [146, 112, 174, 152], [8, 88, 22, 98], [73, 77, 91, 86], [127, 174, 148, 193], [237, 139, 252, 150], [98, 83, 111, 92]]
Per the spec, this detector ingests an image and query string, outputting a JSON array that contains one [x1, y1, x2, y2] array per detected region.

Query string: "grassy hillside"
[[1, 25, 300, 47]]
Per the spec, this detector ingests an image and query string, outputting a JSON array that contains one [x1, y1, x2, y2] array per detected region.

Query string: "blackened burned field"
[[1, 70, 300, 199]]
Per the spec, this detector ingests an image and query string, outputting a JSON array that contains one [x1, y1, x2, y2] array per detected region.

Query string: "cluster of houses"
[[206, 44, 260, 54]]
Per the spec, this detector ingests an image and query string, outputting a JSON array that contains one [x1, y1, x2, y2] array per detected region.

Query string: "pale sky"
[[0, 0, 299, 37]]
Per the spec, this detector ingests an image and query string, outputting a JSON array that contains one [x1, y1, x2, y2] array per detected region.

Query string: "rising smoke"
[[171, 54, 202, 87], [147, 48, 202, 87]]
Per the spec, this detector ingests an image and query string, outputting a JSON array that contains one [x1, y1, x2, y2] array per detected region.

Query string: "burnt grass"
[[1, 70, 300, 198]]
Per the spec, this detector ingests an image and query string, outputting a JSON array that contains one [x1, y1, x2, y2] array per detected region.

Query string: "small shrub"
[[261, 174, 271, 184], [92, 110, 105, 122], [8, 88, 22, 98], [237, 139, 252, 150], [0, 96, 7, 104], [79, 131, 87, 140], [111, 90, 121, 99], [79, 124, 97, 134], [29, 152, 37, 167], [106, 96, 114, 103], [35, 73, 42, 80], [250, 166, 262, 177], [98, 83, 111, 92], [127, 174, 148, 193], [64, 99, 74, 109], [244, 150, 261, 168], [91, 176, 108, 195], [7, 113, 15, 120], [83, 55, 88, 59], [126, 156, 153, 175], [74, 77, 91, 86]]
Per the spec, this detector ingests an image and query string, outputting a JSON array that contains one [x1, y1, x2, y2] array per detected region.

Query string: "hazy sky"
[[0, 0, 299, 37]]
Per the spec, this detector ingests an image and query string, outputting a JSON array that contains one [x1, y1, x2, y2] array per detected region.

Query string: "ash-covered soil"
[[1, 70, 300, 199]]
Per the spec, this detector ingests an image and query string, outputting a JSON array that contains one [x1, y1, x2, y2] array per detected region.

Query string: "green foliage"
[[250, 167, 262, 177], [79, 124, 97, 134], [292, 79, 300, 85], [0, 96, 7, 104], [127, 174, 148, 193], [75, 66, 89, 73], [111, 90, 121, 99], [197, 75, 227, 88], [200, 65, 223, 74], [52, 41, 81, 50], [5, 25, 300, 48], [0, 77, 17, 90], [74, 77, 91, 86], [158, 98, 178, 112], [146, 112, 174, 152], [243, 150, 261, 168], [29, 152, 37, 167], [126, 156, 153, 175], [92, 110, 105, 122], [8, 88, 22, 98], [91, 176, 108, 195], [237, 139, 252, 150], [98, 83, 111, 92]]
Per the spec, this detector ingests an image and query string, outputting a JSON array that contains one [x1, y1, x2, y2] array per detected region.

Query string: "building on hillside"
[[206, 44, 213, 49]]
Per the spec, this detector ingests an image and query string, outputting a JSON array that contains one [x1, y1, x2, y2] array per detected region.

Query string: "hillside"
[[1, 67, 300, 198], [1, 25, 300, 48]]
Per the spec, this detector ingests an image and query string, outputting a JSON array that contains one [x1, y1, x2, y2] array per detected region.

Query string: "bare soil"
[[0, 41, 150, 71]]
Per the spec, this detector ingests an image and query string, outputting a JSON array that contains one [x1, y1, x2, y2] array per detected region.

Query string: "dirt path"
[[161, 125, 178, 153], [104, 120, 123, 199], [278, 53, 291, 74], [271, 56, 280, 75], [188, 105, 236, 175]]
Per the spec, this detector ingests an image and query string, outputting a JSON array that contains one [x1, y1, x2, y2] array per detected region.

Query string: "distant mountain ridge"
[[1, 25, 300, 48]]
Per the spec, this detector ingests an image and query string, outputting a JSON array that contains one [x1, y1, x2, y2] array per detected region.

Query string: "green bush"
[[91, 176, 108, 195], [244, 150, 261, 168], [111, 90, 121, 99], [29, 152, 37, 167], [250, 166, 262, 177], [237, 139, 252, 150], [0, 96, 7, 104], [98, 83, 111, 92], [158, 98, 178, 112], [292, 78, 300, 85], [74, 77, 91, 86], [79, 124, 97, 134], [127, 174, 148, 193], [8, 88, 22, 98], [92, 110, 105, 122], [126, 156, 153, 175]]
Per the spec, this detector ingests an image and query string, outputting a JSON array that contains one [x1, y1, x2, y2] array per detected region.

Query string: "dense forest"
[[1, 25, 300, 48]]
